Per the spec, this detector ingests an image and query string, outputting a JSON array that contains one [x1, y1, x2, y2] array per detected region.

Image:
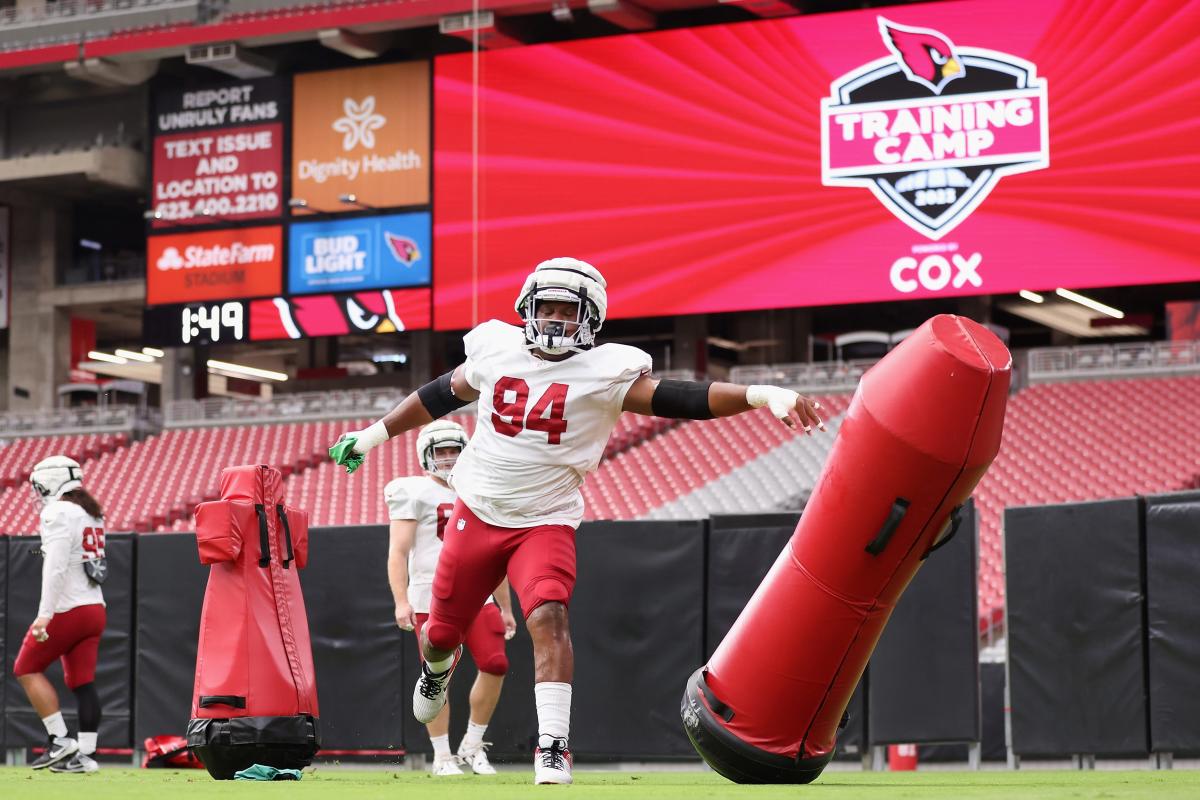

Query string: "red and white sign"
[[147, 226, 283, 305], [151, 123, 283, 227]]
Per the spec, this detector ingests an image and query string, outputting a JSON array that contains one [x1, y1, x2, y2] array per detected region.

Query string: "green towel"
[[329, 437, 365, 474], [233, 764, 303, 781]]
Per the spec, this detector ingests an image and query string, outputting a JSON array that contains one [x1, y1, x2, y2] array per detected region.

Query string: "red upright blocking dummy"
[[682, 315, 1010, 783], [186, 464, 320, 780]]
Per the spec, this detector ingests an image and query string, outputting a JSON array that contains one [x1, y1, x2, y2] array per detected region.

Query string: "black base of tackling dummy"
[[681, 668, 833, 784], [187, 715, 320, 780]]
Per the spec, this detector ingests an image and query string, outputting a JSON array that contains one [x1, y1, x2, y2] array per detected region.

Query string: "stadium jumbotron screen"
[[432, 0, 1200, 330]]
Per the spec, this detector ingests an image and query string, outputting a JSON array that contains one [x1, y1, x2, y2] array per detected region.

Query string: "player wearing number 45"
[[15, 457, 109, 775], [330, 257, 825, 785], [385, 421, 518, 777]]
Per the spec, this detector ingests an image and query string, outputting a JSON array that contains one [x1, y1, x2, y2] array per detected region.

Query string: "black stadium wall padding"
[[869, 501, 979, 746], [299, 525, 406, 752], [0, 536, 8, 751], [1005, 499, 1148, 757], [571, 520, 706, 757], [705, 513, 800, 660], [3, 533, 134, 747], [1144, 499, 1200, 753], [133, 532, 208, 743]]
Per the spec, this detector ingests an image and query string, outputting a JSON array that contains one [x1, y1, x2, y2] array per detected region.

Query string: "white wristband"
[[745, 385, 777, 409], [354, 420, 390, 454]]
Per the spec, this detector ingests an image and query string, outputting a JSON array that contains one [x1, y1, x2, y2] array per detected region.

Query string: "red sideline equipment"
[[142, 735, 205, 769], [186, 464, 320, 780], [683, 315, 1010, 783]]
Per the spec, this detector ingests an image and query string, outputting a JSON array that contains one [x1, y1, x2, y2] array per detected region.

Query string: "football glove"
[[329, 421, 389, 474]]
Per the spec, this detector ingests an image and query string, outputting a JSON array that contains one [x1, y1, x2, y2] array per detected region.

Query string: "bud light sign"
[[288, 211, 430, 294]]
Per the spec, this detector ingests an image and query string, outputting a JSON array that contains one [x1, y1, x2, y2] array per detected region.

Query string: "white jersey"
[[385, 475, 493, 614], [37, 500, 106, 618], [451, 319, 652, 528]]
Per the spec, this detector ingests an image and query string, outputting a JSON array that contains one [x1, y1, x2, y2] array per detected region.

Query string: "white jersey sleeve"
[[384, 477, 420, 521], [595, 343, 654, 408], [37, 501, 105, 618], [462, 319, 525, 391]]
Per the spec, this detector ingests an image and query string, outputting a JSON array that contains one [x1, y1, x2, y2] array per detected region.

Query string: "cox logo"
[[890, 253, 982, 294]]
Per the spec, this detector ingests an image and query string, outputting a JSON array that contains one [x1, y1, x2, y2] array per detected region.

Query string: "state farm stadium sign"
[[151, 78, 286, 227], [146, 226, 283, 305]]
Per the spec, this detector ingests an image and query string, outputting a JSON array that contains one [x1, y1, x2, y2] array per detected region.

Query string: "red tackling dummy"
[[683, 315, 1010, 783], [186, 464, 320, 780]]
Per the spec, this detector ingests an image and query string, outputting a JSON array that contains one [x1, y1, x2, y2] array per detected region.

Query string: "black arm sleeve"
[[651, 379, 715, 420], [416, 370, 470, 419]]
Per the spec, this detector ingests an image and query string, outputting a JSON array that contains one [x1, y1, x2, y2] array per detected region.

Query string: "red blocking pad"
[[188, 464, 319, 779]]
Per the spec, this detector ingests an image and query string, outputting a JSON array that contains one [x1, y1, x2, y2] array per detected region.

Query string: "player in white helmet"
[[385, 421, 517, 776], [332, 257, 823, 784], [15, 456, 108, 774]]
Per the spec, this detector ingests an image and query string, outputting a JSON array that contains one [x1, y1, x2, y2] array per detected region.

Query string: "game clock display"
[[145, 301, 249, 346], [143, 288, 432, 346]]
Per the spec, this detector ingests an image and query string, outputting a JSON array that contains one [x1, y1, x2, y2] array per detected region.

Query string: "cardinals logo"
[[384, 232, 421, 266], [821, 17, 1048, 240]]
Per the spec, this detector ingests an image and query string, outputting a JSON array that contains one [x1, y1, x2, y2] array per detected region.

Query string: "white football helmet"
[[514, 258, 608, 355], [416, 420, 468, 480], [30, 455, 83, 506]]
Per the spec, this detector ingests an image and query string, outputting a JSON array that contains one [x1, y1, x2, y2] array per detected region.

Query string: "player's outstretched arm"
[[622, 375, 825, 434], [330, 364, 481, 473]]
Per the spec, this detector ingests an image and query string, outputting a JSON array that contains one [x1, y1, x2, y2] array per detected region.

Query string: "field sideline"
[[1, 768, 1198, 799]]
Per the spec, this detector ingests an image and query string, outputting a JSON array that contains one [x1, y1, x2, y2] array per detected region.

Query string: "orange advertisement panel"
[[146, 226, 283, 305], [292, 61, 430, 212]]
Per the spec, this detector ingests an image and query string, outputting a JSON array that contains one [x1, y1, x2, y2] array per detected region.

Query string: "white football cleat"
[[457, 742, 496, 775], [49, 753, 99, 774], [430, 756, 465, 776], [412, 648, 461, 724], [30, 737, 78, 770], [534, 735, 572, 785]]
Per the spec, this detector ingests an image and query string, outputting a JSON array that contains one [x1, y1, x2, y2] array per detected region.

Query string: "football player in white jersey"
[[331, 257, 824, 784], [385, 421, 518, 777], [15, 456, 108, 774]]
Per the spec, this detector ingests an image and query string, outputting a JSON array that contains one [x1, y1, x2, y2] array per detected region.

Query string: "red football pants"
[[14, 603, 107, 689], [424, 501, 575, 653]]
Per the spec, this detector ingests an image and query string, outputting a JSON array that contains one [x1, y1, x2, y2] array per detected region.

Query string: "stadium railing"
[[0, 405, 146, 437], [1027, 340, 1200, 383], [163, 387, 406, 428], [0, 0, 199, 48], [727, 359, 876, 393]]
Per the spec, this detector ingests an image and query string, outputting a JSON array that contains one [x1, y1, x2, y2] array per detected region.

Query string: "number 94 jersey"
[[451, 319, 652, 529]]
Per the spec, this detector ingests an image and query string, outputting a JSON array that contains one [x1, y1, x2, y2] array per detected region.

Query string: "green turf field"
[[1, 768, 1198, 799]]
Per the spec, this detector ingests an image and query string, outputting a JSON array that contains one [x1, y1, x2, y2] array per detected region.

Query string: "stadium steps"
[[645, 411, 845, 520]]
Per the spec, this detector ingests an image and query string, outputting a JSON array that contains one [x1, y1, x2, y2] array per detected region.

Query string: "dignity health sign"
[[288, 212, 431, 295], [291, 62, 430, 212]]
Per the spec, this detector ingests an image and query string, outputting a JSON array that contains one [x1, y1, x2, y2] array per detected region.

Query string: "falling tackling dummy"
[[331, 257, 824, 784]]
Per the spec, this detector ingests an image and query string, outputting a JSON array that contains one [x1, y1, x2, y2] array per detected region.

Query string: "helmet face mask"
[[515, 258, 607, 355], [416, 421, 469, 481]]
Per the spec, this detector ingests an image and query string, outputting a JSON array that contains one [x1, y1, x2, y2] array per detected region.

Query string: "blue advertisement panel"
[[288, 212, 430, 294]]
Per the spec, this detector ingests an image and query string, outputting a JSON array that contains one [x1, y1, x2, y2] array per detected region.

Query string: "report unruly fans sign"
[[151, 124, 284, 226], [151, 78, 287, 227], [820, 18, 1049, 241], [291, 62, 430, 212], [146, 226, 283, 305]]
